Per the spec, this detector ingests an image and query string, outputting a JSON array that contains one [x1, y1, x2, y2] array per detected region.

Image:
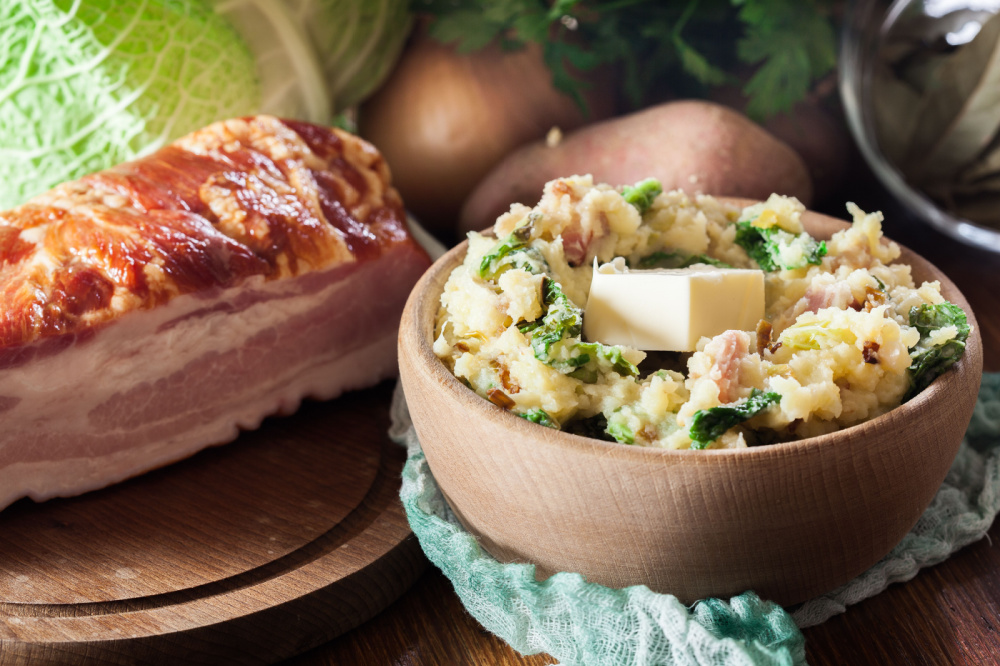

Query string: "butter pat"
[[583, 259, 765, 351]]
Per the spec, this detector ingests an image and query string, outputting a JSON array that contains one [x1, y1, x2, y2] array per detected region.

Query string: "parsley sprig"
[[414, 0, 839, 119]]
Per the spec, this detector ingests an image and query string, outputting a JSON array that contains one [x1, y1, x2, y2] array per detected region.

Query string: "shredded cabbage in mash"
[[433, 175, 971, 449]]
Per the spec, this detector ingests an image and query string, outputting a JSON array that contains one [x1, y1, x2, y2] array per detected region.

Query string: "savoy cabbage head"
[[0, 0, 412, 210], [0, 0, 261, 209]]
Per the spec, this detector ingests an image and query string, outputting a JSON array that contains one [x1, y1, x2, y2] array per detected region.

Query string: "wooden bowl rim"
[[403, 199, 984, 466]]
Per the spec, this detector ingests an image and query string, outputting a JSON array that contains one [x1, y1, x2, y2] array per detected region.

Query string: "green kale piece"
[[519, 408, 559, 429], [519, 278, 583, 361], [606, 411, 635, 445], [567, 342, 639, 382], [636, 251, 731, 270], [478, 215, 547, 279], [905, 302, 971, 400], [622, 178, 663, 214], [734, 219, 827, 271], [688, 388, 780, 449], [593, 343, 638, 376], [519, 277, 637, 381], [636, 251, 682, 269]]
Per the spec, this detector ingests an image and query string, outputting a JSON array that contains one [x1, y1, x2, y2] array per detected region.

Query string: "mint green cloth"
[[390, 373, 1000, 666]]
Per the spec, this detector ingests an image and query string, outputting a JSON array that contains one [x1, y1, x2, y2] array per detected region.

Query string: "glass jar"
[[840, 0, 1000, 252]]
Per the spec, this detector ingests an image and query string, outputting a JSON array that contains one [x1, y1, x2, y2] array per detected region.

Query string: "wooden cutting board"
[[0, 381, 426, 665]]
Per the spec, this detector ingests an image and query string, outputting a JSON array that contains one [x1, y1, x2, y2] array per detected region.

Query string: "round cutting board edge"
[[0, 382, 427, 665]]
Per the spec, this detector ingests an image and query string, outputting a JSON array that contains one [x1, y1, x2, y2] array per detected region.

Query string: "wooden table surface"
[[284, 175, 1000, 665]]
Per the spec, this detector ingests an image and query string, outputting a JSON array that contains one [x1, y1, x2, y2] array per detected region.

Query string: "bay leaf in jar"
[[873, 62, 923, 164], [872, 6, 1000, 231], [905, 11, 1000, 181]]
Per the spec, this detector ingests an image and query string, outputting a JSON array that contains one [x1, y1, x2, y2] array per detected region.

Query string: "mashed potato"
[[433, 175, 971, 449]]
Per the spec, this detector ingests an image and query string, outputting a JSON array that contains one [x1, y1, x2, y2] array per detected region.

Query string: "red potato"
[[758, 100, 851, 204], [458, 100, 814, 234], [710, 77, 852, 204]]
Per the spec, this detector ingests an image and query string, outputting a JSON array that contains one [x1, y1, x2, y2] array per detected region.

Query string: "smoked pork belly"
[[0, 115, 431, 510]]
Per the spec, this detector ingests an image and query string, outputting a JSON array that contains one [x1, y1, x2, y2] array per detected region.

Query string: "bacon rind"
[[0, 115, 432, 509], [0, 115, 414, 348]]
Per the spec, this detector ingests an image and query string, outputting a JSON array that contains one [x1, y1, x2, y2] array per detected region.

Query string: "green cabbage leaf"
[[0, 0, 412, 210], [689, 388, 781, 449], [0, 0, 260, 210], [905, 302, 971, 400], [281, 0, 412, 111], [519, 278, 639, 382], [211, 0, 411, 118]]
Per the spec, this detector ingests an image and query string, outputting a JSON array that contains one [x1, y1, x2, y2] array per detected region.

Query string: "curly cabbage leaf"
[[519, 278, 638, 382], [0, 0, 260, 210], [689, 388, 780, 449], [621, 178, 662, 214], [478, 215, 547, 279], [778, 318, 857, 351], [519, 408, 559, 429], [734, 219, 827, 271], [905, 302, 971, 400], [637, 251, 731, 270], [606, 411, 636, 445]]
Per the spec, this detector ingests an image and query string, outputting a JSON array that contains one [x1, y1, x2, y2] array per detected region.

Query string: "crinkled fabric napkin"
[[389, 373, 1000, 666]]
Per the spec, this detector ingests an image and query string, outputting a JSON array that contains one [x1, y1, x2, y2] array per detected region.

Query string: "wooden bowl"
[[397, 205, 984, 606]]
